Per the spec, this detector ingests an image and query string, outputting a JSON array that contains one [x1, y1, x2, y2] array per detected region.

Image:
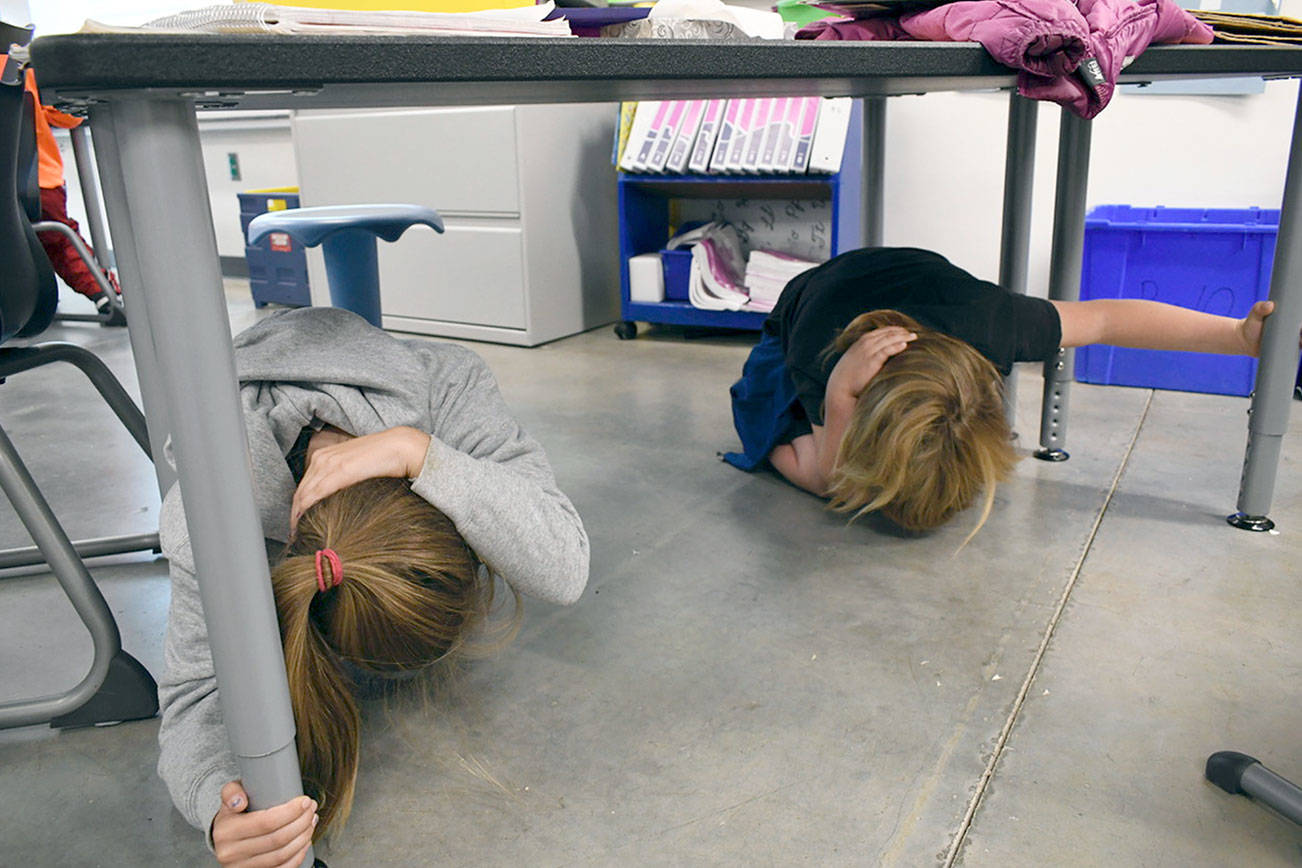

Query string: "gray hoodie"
[[156, 307, 589, 834]]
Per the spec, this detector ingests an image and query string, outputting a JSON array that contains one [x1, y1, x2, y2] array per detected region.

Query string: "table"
[[30, 34, 1302, 865]]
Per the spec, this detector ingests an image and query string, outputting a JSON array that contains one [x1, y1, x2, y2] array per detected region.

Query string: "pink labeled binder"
[[647, 99, 687, 172], [629, 100, 671, 172], [689, 99, 726, 174], [742, 98, 774, 172], [724, 98, 756, 173], [666, 100, 706, 174], [759, 97, 789, 173], [773, 97, 802, 172], [709, 100, 741, 173], [791, 97, 821, 174]]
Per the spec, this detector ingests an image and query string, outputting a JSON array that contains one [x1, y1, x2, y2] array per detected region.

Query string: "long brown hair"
[[270, 476, 515, 839], [823, 310, 1018, 540]]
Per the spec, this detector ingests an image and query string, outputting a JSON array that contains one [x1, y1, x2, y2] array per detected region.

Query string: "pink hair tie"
[[315, 548, 344, 593]]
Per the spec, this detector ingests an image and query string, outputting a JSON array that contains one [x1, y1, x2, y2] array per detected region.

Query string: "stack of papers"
[[665, 223, 821, 313], [743, 249, 819, 312], [667, 222, 750, 312], [82, 2, 572, 37]]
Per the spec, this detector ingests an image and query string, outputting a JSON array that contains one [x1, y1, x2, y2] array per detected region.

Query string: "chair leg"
[[0, 424, 157, 729], [0, 532, 160, 571], [321, 229, 382, 327], [0, 342, 151, 458], [32, 220, 126, 325], [1207, 751, 1302, 826], [0, 344, 157, 577], [49, 651, 157, 729]]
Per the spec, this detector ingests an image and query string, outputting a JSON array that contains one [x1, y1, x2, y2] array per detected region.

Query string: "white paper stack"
[[743, 249, 819, 312]]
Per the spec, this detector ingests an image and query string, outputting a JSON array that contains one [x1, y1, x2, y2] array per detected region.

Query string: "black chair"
[[6, 25, 124, 327], [0, 48, 157, 729]]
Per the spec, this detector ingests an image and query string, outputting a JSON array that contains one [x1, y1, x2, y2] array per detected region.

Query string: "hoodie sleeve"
[[408, 346, 589, 606], [155, 496, 241, 844]]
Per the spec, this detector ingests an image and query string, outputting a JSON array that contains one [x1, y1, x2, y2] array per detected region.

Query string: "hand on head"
[[290, 426, 432, 534], [212, 780, 317, 868], [826, 325, 918, 403]]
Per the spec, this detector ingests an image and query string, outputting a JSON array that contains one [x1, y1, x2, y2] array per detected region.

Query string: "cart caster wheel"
[[614, 321, 637, 340]]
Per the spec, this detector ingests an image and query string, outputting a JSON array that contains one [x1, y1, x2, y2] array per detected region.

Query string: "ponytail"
[[272, 560, 361, 833], [270, 476, 505, 840]]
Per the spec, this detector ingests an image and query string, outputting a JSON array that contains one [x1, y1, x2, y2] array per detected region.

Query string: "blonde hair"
[[823, 310, 1018, 539], [270, 476, 517, 840]]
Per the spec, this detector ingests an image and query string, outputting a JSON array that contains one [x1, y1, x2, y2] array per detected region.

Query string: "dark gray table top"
[[30, 33, 1302, 112]]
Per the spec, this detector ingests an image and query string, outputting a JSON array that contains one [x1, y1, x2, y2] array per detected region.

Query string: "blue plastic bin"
[[661, 248, 692, 301], [238, 188, 312, 308], [1076, 205, 1278, 397]]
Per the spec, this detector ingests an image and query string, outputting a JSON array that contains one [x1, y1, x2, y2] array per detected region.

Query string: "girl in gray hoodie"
[[156, 307, 589, 867]]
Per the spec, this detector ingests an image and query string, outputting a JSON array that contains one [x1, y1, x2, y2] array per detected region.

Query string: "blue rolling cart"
[[614, 100, 863, 339]]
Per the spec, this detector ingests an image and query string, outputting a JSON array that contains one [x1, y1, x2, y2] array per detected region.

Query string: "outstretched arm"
[[1051, 298, 1279, 356]]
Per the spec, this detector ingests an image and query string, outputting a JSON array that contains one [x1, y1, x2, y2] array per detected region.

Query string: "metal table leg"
[[87, 109, 176, 497], [1036, 109, 1093, 462], [69, 124, 112, 271], [999, 93, 1039, 426], [1228, 82, 1302, 532], [861, 96, 886, 248], [89, 95, 312, 868]]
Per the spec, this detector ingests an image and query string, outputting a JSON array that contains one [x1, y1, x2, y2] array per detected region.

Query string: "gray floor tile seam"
[[945, 390, 1157, 868], [536, 400, 1163, 868]]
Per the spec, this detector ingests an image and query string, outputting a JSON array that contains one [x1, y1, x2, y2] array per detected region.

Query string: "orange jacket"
[[25, 68, 82, 189]]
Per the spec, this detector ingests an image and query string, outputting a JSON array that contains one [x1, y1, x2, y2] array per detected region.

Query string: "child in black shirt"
[[725, 247, 1278, 537]]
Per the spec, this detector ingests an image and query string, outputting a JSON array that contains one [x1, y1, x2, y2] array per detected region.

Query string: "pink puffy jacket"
[[797, 0, 1214, 118]]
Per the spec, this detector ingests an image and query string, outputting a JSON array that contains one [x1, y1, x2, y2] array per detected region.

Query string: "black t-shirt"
[[766, 247, 1062, 427]]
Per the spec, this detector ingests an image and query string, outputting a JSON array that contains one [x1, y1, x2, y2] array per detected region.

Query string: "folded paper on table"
[[81, 2, 571, 36]]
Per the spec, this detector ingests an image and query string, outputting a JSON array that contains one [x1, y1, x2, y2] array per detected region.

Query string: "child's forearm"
[[1052, 299, 1254, 355], [770, 435, 828, 496], [817, 391, 856, 485]]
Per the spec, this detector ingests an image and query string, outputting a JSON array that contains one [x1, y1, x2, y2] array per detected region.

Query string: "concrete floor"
[[1, 283, 1299, 867]]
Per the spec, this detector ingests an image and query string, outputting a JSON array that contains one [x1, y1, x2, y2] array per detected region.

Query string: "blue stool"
[[247, 204, 444, 327]]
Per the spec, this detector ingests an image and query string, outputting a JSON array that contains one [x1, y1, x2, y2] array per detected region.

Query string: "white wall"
[[881, 80, 1299, 295], [195, 115, 299, 258], [58, 113, 297, 287], [37, 1, 297, 294]]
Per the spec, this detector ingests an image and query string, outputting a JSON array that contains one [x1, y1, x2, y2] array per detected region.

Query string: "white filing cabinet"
[[292, 104, 619, 345]]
